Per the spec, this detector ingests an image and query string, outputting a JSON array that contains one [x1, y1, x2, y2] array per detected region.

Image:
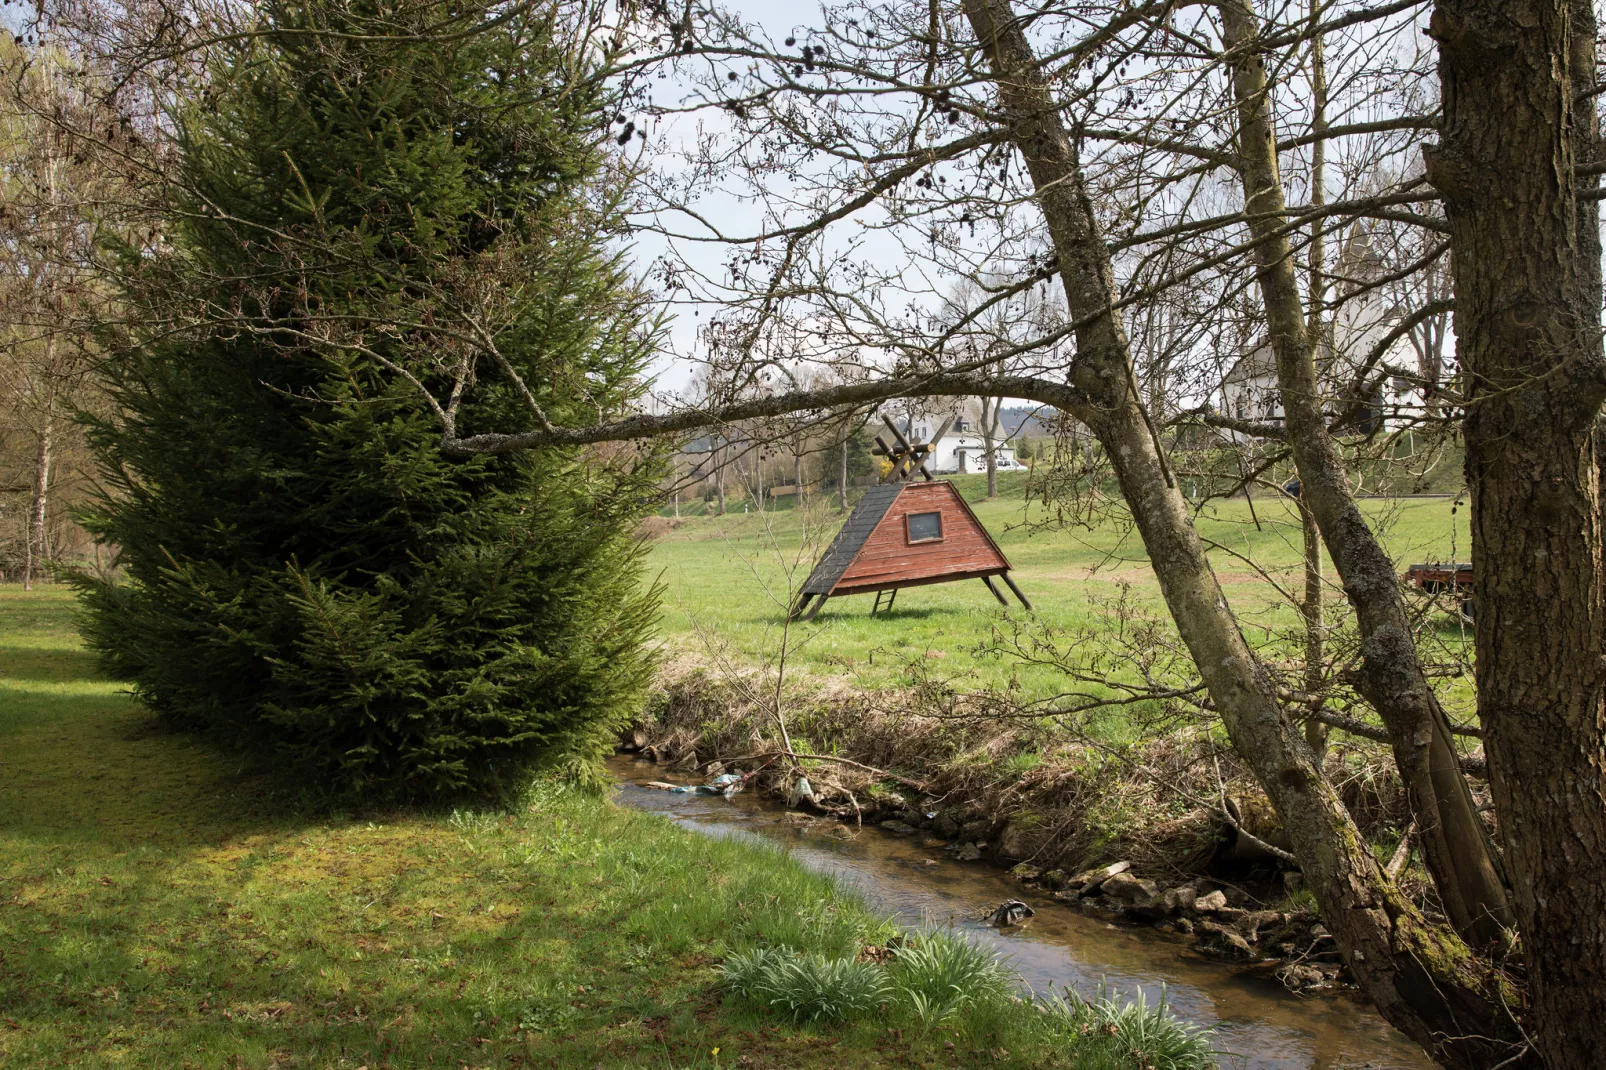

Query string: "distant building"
[[1218, 224, 1429, 440], [902, 400, 1026, 475]]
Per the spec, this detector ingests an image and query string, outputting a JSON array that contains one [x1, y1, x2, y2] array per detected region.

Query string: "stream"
[[608, 754, 1433, 1070]]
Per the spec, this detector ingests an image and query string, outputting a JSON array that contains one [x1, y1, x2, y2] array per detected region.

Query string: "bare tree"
[[1214, 0, 1514, 949], [1, 36, 138, 584]]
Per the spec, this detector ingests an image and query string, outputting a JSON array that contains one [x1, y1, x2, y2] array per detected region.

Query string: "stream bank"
[[630, 660, 1414, 992], [610, 753, 1431, 1070]]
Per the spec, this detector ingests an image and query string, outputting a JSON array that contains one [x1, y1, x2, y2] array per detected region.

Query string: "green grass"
[[0, 587, 1204, 1069], [648, 471, 1473, 698], [717, 938, 1211, 1068]]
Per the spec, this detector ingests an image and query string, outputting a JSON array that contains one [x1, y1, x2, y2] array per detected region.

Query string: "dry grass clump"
[[633, 515, 684, 541]]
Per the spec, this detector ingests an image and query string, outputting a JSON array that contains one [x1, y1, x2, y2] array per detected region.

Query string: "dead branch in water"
[[713, 748, 931, 795]]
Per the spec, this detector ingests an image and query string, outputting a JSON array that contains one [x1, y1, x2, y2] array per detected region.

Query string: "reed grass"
[[718, 932, 1216, 1069]]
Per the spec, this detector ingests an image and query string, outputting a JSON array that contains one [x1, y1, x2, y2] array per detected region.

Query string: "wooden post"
[[981, 576, 1010, 606], [881, 415, 952, 481], [1002, 573, 1033, 610], [881, 416, 935, 481], [872, 434, 897, 483]]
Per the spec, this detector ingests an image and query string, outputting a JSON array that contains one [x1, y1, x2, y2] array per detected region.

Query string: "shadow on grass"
[[809, 605, 955, 622], [0, 592, 1169, 1070], [0, 644, 106, 684], [0, 690, 305, 851], [0, 623, 941, 1069]]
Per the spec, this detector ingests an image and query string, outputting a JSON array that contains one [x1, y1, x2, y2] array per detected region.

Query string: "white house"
[[901, 400, 1026, 475], [1219, 224, 1432, 439]]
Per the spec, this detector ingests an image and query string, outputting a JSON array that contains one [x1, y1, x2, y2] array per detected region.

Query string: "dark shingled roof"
[[800, 484, 903, 595]]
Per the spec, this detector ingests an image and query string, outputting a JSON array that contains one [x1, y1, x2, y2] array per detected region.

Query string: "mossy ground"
[[0, 587, 1164, 1069]]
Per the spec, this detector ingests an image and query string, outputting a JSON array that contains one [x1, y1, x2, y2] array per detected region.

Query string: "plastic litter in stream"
[[644, 772, 746, 797]]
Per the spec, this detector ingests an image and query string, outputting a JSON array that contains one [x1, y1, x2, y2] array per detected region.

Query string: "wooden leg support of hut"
[[1002, 573, 1033, 610], [982, 576, 1010, 606]]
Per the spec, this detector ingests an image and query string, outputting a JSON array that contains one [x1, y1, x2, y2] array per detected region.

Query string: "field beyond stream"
[[646, 472, 1473, 700], [1, 587, 1212, 1070]]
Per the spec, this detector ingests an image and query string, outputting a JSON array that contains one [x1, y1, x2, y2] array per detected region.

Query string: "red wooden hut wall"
[[832, 481, 1009, 594]]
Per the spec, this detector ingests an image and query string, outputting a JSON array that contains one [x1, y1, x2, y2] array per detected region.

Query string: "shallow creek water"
[[608, 754, 1432, 1070]]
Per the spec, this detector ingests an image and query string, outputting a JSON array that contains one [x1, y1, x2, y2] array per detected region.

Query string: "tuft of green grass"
[[889, 931, 1014, 1025], [722, 949, 891, 1023], [0, 586, 1211, 1069], [716, 933, 1214, 1070], [1046, 985, 1218, 1070]]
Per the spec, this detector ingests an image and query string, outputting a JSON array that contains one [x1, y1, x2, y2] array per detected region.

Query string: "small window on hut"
[[906, 511, 944, 543]]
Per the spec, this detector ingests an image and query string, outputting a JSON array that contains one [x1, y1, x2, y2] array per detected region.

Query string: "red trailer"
[[1403, 562, 1475, 622]]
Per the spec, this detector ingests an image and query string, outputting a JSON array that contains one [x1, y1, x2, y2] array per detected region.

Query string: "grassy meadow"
[[648, 471, 1474, 699], [0, 587, 1212, 1070]]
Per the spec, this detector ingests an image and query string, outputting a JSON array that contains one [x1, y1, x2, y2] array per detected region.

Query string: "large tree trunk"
[[1572, 0, 1600, 318], [1217, 0, 1516, 949], [963, 0, 1531, 1062], [1428, 0, 1606, 1060]]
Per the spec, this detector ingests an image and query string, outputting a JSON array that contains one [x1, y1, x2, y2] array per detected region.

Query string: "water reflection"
[[608, 755, 1431, 1070]]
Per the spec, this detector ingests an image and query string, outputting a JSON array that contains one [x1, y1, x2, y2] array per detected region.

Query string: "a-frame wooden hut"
[[789, 480, 1031, 620]]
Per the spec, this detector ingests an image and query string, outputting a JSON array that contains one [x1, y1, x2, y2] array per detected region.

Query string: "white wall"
[[900, 405, 1020, 473]]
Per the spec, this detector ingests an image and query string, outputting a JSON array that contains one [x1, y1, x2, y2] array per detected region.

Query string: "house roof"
[[800, 484, 904, 595]]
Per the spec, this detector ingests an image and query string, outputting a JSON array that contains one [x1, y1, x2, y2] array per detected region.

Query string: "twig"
[[1214, 755, 1299, 865], [716, 748, 930, 793], [1386, 819, 1417, 880]]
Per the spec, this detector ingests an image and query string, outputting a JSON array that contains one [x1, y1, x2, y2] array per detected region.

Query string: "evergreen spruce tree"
[[75, 0, 663, 801]]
